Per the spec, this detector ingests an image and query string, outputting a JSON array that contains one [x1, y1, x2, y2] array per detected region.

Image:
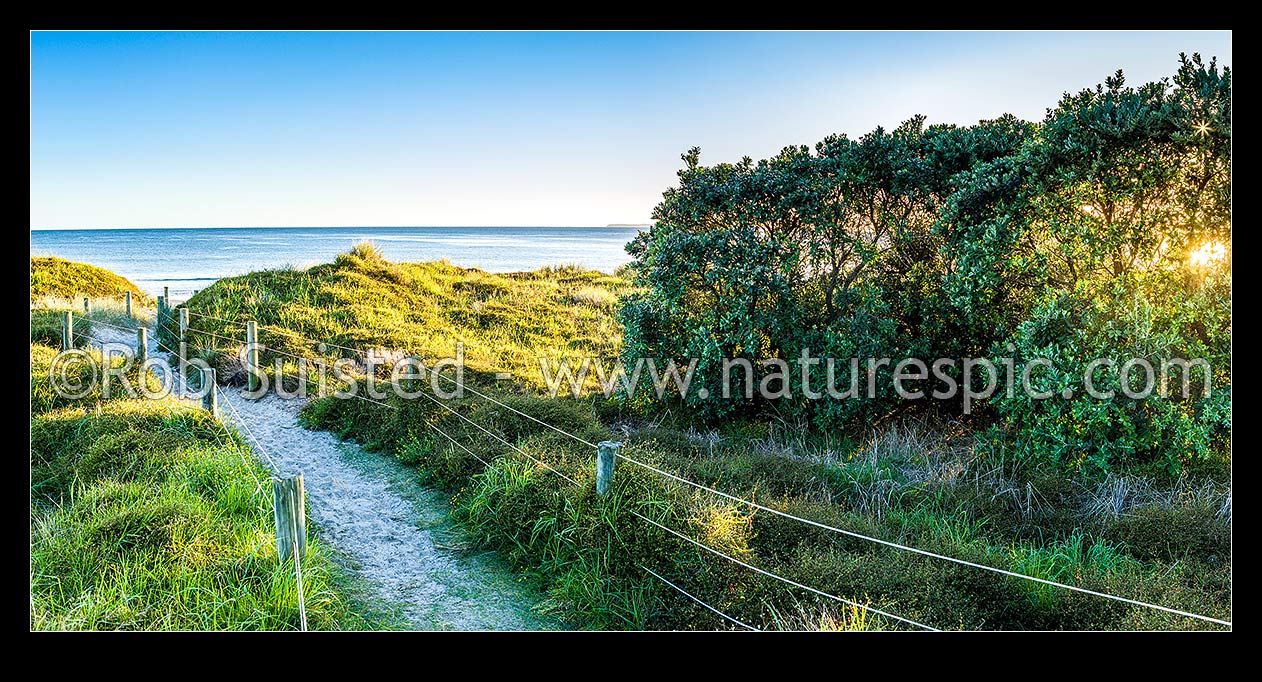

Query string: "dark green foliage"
[[976, 54, 1232, 472], [622, 115, 1035, 428], [623, 54, 1231, 471], [1106, 506, 1230, 564], [995, 272, 1230, 472]]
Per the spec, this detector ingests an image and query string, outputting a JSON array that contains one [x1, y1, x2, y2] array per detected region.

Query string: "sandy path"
[[90, 321, 557, 630]]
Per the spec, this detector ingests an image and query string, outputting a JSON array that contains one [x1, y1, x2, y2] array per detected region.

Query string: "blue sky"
[[30, 31, 1231, 229]]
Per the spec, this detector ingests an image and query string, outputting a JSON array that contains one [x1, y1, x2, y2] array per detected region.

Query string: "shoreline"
[[32, 225, 640, 302]]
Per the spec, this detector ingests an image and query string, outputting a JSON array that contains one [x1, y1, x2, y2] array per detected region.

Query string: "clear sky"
[[30, 30, 1231, 229]]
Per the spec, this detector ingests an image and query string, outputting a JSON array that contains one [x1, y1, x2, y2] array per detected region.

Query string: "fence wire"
[[167, 309, 1233, 630]]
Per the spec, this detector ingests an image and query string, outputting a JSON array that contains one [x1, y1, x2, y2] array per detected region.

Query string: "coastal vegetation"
[[178, 255, 1229, 629], [177, 245, 629, 391], [32, 55, 1231, 631], [30, 256, 155, 348], [31, 256, 150, 305], [29, 261, 366, 630], [622, 53, 1230, 475]]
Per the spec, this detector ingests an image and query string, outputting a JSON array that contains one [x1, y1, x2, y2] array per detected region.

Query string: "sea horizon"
[[31, 224, 649, 231], [30, 225, 644, 300]]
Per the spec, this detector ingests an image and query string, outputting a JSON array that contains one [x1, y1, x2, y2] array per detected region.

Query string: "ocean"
[[29, 226, 643, 301]]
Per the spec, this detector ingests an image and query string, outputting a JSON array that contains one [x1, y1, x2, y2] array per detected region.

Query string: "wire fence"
[[637, 563, 759, 632], [238, 318, 1233, 628], [186, 310, 247, 327], [60, 304, 1234, 631], [177, 314, 786, 629], [67, 309, 307, 630], [630, 510, 937, 631], [75, 316, 141, 334]]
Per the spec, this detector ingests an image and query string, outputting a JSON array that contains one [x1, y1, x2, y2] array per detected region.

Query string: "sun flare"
[[1190, 241, 1227, 267]]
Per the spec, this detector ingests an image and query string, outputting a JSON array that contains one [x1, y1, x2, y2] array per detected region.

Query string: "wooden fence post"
[[246, 320, 260, 393], [201, 366, 218, 415], [163, 286, 170, 343], [179, 308, 189, 379], [62, 311, 73, 351], [273, 474, 307, 561], [83, 297, 91, 315], [137, 327, 148, 364], [597, 441, 621, 497], [125, 291, 132, 318]]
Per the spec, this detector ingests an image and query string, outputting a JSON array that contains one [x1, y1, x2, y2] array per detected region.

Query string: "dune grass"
[[29, 343, 162, 415], [175, 248, 630, 391], [31, 256, 151, 305], [29, 341, 369, 630], [175, 248, 1230, 630], [29, 256, 377, 630], [30, 256, 155, 350]]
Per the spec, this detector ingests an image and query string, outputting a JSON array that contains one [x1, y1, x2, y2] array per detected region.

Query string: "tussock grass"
[[568, 286, 618, 308], [767, 599, 878, 631], [1010, 534, 1134, 609], [341, 239, 385, 263], [31, 310, 75, 348]]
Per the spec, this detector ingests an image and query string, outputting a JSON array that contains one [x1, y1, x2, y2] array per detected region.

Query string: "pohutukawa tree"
[[621, 53, 1231, 472]]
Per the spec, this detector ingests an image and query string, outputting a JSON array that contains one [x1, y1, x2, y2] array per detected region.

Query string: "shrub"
[[1105, 506, 1230, 563], [623, 54, 1231, 472], [995, 271, 1230, 472]]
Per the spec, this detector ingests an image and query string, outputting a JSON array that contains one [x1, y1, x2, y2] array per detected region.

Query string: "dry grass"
[[33, 295, 155, 328], [568, 286, 618, 308], [1078, 473, 1231, 522]]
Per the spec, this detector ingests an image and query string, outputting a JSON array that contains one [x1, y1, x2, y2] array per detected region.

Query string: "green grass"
[[300, 385, 1231, 630], [29, 342, 369, 630], [31, 255, 155, 350], [29, 343, 163, 417], [129, 248, 1234, 630], [31, 256, 151, 305], [1010, 533, 1134, 609], [176, 245, 630, 391], [31, 310, 76, 349]]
